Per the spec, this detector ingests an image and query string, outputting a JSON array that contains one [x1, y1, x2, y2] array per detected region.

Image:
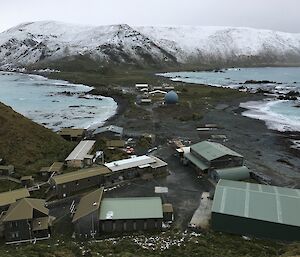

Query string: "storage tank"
[[164, 90, 179, 104]]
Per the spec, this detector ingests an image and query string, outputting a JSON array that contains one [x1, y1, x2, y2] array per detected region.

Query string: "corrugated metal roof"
[[3, 198, 48, 222], [65, 140, 95, 161], [99, 197, 163, 220], [106, 140, 125, 148], [191, 141, 243, 161], [105, 155, 155, 172], [51, 166, 110, 185], [49, 162, 64, 173], [212, 180, 300, 227], [184, 152, 209, 171], [214, 166, 250, 181], [149, 156, 168, 169], [72, 188, 104, 222], [58, 128, 85, 137], [93, 125, 123, 136], [0, 188, 30, 207]]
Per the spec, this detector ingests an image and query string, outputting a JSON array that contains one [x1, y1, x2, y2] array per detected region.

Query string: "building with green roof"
[[72, 189, 171, 237], [210, 166, 250, 182], [211, 180, 300, 241], [184, 141, 244, 173], [99, 197, 163, 233]]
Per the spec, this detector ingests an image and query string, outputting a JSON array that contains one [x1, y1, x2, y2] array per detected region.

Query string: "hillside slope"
[[0, 21, 300, 69], [0, 102, 73, 175]]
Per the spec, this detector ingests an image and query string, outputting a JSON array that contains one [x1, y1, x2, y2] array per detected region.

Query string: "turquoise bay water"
[[0, 72, 117, 131], [158, 67, 300, 132]]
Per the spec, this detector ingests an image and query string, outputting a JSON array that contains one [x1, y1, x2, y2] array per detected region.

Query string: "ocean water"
[[158, 67, 300, 132], [0, 72, 117, 131]]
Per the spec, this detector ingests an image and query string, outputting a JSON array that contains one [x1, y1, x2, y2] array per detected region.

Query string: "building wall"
[[55, 175, 104, 198], [4, 220, 31, 242], [210, 155, 244, 169], [32, 229, 50, 239], [96, 132, 121, 140], [66, 160, 83, 168], [74, 211, 98, 238], [163, 212, 174, 222], [99, 218, 163, 233], [212, 212, 300, 241]]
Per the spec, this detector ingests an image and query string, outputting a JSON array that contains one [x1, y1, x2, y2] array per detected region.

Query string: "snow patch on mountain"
[[1, 21, 300, 69]]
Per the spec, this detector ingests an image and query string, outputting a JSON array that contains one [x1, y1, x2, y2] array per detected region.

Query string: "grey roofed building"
[[211, 166, 250, 182], [93, 125, 123, 138], [65, 140, 96, 168], [66, 140, 96, 161], [190, 141, 242, 161], [211, 180, 300, 241]]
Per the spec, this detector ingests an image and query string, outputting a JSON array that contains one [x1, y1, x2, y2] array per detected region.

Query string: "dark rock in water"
[[213, 69, 225, 73], [238, 86, 246, 90], [244, 80, 277, 84], [256, 88, 272, 94], [278, 95, 297, 100], [69, 105, 81, 108], [293, 104, 300, 108], [286, 91, 300, 97]]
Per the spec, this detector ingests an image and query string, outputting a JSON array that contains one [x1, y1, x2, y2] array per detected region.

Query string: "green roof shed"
[[212, 180, 300, 241]]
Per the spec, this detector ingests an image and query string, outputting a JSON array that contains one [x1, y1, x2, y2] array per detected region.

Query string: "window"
[[10, 231, 19, 239]]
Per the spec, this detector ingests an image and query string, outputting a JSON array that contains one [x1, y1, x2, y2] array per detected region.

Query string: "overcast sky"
[[1, 0, 300, 33]]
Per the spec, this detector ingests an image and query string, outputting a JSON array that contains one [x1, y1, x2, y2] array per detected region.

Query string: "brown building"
[[1, 198, 51, 244], [58, 128, 85, 141], [162, 203, 174, 222], [51, 155, 168, 198], [0, 165, 14, 176], [0, 188, 30, 212], [106, 140, 125, 149], [72, 188, 104, 238], [38, 162, 64, 179], [50, 166, 111, 198], [20, 176, 34, 187]]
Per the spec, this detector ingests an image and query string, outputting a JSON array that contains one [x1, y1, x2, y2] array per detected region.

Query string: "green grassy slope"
[[0, 102, 73, 175]]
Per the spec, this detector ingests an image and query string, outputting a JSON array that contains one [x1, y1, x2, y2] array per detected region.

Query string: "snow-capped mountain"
[[1, 21, 300, 69]]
